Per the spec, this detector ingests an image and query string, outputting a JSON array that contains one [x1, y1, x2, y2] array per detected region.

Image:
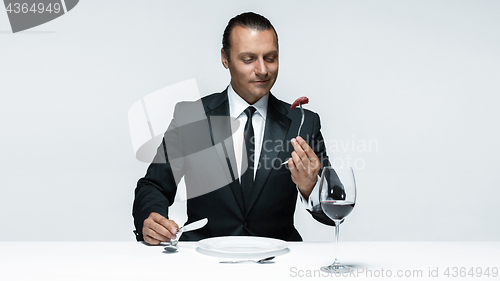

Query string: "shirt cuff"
[[297, 175, 321, 211]]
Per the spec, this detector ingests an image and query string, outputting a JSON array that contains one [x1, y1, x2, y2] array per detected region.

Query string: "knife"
[[164, 218, 208, 251], [179, 218, 208, 233], [172, 218, 208, 242]]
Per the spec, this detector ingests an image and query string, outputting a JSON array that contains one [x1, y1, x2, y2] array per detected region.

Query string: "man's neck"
[[227, 85, 269, 120]]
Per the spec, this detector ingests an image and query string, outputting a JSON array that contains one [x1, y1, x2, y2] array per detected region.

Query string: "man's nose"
[[254, 59, 268, 76]]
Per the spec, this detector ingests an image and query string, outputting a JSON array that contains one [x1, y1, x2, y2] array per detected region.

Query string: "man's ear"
[[221, 48, 229, 69]]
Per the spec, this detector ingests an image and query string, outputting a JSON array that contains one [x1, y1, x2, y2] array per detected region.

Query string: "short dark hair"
[[222, 12, 278, 62]]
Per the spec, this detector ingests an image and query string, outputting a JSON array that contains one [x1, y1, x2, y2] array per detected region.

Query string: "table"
[[1, 241, 499, 280]]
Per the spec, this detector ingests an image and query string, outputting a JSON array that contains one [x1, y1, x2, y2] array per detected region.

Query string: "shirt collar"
[[227, 84, 268, 120]]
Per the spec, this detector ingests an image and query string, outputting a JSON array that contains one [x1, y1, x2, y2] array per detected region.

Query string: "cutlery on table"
[[164, 218, 208, 252], [219, 256, 275, 264]]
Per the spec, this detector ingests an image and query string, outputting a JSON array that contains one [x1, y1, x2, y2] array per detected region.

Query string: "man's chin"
[[251, 91, 270, 100], [252, 85, 272, 95]]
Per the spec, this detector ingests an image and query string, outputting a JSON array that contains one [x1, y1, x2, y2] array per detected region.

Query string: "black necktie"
[[242, 106, 256, 209]]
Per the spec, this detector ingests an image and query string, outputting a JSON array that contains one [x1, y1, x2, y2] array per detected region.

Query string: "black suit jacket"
[[133, 89, 335, 241]]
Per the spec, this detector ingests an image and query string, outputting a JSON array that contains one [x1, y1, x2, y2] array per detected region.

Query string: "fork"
[[280, 103, 305, 167], [297, 103, 305, 137], [219, 256, 275, 264]]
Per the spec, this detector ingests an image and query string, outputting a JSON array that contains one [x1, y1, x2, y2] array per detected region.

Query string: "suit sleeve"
[[306, 112, 337, 226], [132, 106, 186, 241]]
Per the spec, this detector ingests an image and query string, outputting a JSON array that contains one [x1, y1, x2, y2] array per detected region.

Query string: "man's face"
[[222, 25, 279, 105]]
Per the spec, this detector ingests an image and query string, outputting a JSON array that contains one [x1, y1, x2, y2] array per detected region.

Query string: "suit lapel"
[[204, 90, 245, 215], [246, 94, 291, 215]]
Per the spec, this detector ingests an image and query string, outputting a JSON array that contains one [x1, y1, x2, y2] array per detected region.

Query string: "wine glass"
[[319, 166, 356, 273]]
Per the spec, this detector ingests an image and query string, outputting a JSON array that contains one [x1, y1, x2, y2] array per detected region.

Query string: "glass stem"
[[334, 219, 340, 266]]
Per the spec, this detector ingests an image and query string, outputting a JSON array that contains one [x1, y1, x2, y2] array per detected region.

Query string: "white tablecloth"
[[1, 241, 498, 280]]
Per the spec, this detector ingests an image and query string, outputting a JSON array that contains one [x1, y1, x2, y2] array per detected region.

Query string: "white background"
[[0, 0, 499, 241]]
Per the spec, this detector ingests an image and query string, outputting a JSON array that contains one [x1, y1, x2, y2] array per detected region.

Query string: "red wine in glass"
[[321, 201, 355, 220], [319, 167, 356, 274]]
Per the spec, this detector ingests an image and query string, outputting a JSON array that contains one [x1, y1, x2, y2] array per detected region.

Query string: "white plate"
[[197, 236, 288, 255]]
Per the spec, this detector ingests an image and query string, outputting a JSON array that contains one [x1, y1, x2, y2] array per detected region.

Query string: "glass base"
[[320, 263, 353, 274]]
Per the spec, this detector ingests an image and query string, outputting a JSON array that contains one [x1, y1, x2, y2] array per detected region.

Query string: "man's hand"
[[288, 136, 321, 200], [142, 212, 179, 245]]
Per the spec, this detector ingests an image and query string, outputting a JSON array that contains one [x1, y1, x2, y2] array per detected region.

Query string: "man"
[[133, 12, 335, 245]]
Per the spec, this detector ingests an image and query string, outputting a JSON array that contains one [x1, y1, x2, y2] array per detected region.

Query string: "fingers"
[[298, 136, 318, 160], [291, 137, 307, 164], [287, 153, 299, 183], [295, 136, 317, 159], [143, 212, 179, 245], [144, 235, 161, 245], [289, 139, 308, 177], [289, 136, 321, 195], [292, 137, 320, 169], [290, 137, 317, 168], [153, 213, 179, 235]]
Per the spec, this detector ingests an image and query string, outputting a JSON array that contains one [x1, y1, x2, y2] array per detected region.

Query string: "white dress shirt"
[[227, 85, 320, 211]]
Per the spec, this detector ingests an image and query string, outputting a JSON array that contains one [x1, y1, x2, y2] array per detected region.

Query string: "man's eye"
[[243, 59, 253, 63], [266, 57, 275, 62]]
